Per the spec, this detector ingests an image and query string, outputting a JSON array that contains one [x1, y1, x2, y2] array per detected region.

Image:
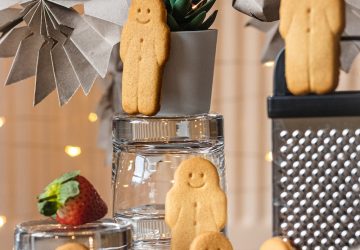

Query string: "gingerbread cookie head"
[[174, 157, 220, 190], [128, 0, 167, 25], [260, 237, 293, 250], [190, 232, 233, 250]]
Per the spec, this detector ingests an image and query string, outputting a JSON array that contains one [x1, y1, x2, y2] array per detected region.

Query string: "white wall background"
[[1, 1, 360, 250]]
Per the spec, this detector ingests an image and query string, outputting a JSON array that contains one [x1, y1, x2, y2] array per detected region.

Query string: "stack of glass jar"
[[112, 114, 226, 249]]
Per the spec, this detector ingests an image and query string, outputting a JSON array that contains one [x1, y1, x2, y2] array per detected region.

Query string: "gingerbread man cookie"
[[260, 237, 293, 250], [55, 242, 89, 250], [280, 0, 345, 95], [120, 0, 170, 116], [165, 157, 227, 250], [190, 232, 233, 250]]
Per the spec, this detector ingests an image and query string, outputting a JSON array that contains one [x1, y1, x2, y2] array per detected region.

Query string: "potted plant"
[[159, 0, 218, 115]]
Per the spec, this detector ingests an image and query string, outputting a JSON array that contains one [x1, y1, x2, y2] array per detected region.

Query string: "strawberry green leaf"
[[41, 170, 80, 195], [37, 171, 81, 217], [57, 171, 80, 184], [58, 181, 80, 204], [38, 201, 59, 216]]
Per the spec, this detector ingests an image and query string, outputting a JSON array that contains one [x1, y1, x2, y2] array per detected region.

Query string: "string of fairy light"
[[0, 112, 98, 157], [264, 61, 275, 67], [0, 112, 100, 228], [0, 216, 6, 229]]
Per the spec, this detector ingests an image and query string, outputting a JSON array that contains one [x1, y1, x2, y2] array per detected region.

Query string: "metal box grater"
[[268, 50, 360, 250]]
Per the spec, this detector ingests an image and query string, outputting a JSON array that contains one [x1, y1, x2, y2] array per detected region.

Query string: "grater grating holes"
[[276, 128, 360, 248]]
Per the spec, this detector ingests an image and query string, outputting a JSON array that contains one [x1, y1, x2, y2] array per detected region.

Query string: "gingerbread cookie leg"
[[309, 32, 340, 94], [171, 228, 195, 250], [285, 39, 310, 95], [138, 59, 162, 116], [280, 0, 310, 95], [120, 22, 139, 115], [122, 59, 139, 114], [309, 0, 344, 94]]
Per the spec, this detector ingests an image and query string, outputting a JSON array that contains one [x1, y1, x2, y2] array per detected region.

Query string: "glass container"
[[112, 114, 225, 248], [14, 219, 132, 250]]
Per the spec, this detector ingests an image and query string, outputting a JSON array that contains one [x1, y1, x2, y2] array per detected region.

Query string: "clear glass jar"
[[14, 219, 132, 250], [112, 114, 225, 248]]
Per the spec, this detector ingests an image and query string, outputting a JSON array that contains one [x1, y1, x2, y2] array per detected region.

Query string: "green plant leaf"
[[170, 0, 177, 7], [199, 10, 218, 30], [167, 14, 181, 31], [173, 0, 191, 19], [185, 0, 216, 20], [164, 0, 173, 13], [165, 0, 217, 31], [186, 11, 206, 30]]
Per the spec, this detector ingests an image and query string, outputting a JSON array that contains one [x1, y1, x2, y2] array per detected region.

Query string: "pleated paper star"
[[0, 0, 129, 105], [246, 0, 360, 72]]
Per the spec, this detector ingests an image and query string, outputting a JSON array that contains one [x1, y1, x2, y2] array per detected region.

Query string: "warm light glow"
[[0, 117, 5, 127], [88, 112, 98, 122], [0, 216, 7, 228], [65, 146, 82, 157], [123, 185, 129, 188], [265, 151, 273, 162], [264, 61, 275, 67]]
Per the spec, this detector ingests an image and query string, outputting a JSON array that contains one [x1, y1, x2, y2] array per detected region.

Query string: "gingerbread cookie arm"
[[119, 24, 132, 61], [155, 24, 170, 66], [325, 0, 345, 35], [211, 191, 227, 230], [165, 190, 181, 228], [279, 0, 294, 38]]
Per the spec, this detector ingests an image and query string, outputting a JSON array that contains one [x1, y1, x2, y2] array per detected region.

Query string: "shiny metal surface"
[[273, 118, 360, 249]]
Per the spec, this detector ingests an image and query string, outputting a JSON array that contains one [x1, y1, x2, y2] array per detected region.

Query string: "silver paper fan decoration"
[[246, 0, 360, 72], [0, 0, 129, 105]]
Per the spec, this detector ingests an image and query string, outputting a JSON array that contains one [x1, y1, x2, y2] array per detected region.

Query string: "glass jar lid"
[[15, 219, 132, 249], [113, 113, 224, 144]]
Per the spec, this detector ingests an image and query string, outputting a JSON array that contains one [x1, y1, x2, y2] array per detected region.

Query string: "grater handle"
[[273, 48, 288, 96], [273, 36, 360, 96]]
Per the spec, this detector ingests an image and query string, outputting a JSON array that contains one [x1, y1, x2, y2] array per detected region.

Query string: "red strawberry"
[[37, 171, 108, 226]]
